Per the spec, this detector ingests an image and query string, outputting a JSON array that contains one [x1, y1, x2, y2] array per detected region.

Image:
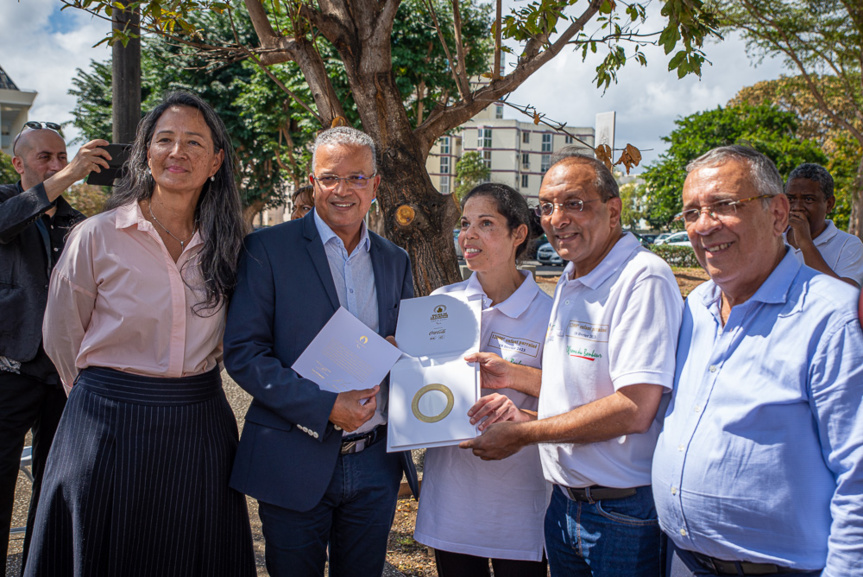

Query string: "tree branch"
[[421, 0, 468, 102], [416, 0, 604, 154], [451, 0, 472, 100]]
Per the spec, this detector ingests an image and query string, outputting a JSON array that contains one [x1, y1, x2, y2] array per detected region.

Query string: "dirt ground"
[[5, 267, 709, 577]]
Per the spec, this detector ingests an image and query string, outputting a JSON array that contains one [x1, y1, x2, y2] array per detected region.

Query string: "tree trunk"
[[243, 198, 266, 231], [326, 0, 462, 295], [850, 155, 863, 239]]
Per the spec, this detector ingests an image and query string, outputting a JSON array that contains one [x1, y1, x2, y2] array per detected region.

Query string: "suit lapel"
[[303, 213, 341, 311], [370, 234, 390, 335]]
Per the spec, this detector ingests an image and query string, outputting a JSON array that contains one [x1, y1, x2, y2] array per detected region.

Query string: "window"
[[482, 150, 492, 170], [479, 128, 492, 148], [440, 176, 450, 194], [522, 153, 530, 169], [522, 132, 530, 144], [565, 135, 573, 144], [495, 104, 503, 119], [521, 174, 529, 188], [440, 156, 450, 174], [440, 136, 450, 155], [542, 133, 552, 152], [541, 155, 551, 173]]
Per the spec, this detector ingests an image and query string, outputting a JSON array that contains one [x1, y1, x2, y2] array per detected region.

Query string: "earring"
[[210, 175, 215, 182]]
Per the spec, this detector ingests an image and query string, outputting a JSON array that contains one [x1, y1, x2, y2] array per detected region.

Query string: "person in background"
[[785, 162, 863, 286], [414, 182, 551, 577], [654, 145, 863, 576], [0, 123, 109, 570], [291, 184, 314, 220], [25, 92, 255, 577]]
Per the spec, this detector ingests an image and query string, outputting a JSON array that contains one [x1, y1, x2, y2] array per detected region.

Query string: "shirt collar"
[[313, 209, 371, 253], [814, 220, 838, 247], [699, 247, 800, 308], [464, 270, 539, 319], [562, 232, 640, 290], [117, 201, 203, 249]]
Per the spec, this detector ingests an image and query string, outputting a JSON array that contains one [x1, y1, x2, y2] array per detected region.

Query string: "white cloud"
[[0, 1, 111, 154], [508, 29, 791, 170]]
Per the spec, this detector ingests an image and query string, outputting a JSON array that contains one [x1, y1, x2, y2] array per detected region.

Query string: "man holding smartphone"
[[0, 123, 109, 569]]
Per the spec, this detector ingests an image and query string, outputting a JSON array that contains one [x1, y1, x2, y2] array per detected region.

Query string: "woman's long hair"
[[105, 91, 246, 315]]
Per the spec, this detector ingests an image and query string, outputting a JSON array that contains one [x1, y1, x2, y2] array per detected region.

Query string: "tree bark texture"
[[241, 0, 603, 294]]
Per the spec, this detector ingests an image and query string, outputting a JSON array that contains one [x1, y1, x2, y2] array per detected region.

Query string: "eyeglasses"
[[674, 194, 772, 225], [534, 198, 600, 217], [12, 121, 63, 154], [312, 174, 376, 190]]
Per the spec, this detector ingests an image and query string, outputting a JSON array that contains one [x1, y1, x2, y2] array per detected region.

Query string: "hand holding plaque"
[[387, 294, 482, 451]]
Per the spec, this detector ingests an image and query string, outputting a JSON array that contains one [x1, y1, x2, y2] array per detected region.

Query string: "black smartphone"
[[86, 143, 132, 186]]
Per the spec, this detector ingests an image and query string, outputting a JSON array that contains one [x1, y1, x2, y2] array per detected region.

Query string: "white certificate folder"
[[387, 294, 481, 451]]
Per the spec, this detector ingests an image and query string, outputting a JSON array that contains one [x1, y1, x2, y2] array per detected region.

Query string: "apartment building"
[[426, 102, 595, 205], [0, 65, 37, 156]]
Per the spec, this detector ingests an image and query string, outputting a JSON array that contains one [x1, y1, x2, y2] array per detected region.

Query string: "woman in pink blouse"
[[24, 92, 255, 577]]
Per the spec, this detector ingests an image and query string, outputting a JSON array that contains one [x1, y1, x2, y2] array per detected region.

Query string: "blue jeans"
[[666, 540, 820, 577], [257, 435, 403, 577], [545, 484, 662, 577]]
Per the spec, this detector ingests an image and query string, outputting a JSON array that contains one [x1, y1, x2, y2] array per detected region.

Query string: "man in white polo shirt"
[[785, 163, 863, 286], [462, 154, 682, 576]]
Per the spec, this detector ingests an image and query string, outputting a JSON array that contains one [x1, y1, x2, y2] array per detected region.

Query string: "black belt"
[[559, 484, 638, 503], [692, 551, 812, 575], [340, 425, 385, 455]]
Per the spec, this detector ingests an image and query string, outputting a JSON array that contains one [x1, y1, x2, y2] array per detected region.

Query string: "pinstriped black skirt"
[[23, 367, 256, 577]]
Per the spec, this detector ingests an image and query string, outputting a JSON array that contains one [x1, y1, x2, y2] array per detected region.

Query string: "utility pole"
[[112, 6, 141, 144]]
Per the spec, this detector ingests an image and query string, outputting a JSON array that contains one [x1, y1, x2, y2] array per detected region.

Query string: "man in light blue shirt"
[[653, 145, 863, 577]]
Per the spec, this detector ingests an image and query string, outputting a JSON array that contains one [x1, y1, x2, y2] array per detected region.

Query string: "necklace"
[[147, 200, 195, 250]]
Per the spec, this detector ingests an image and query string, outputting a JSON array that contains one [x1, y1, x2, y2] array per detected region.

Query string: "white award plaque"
[[387, 294, 481, 451]]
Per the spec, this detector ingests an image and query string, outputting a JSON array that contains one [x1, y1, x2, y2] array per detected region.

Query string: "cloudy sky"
[[0, 0, 791, 171]]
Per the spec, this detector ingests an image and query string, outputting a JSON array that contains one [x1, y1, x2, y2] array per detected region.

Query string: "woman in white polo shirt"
[[414, 183, 552, 577]]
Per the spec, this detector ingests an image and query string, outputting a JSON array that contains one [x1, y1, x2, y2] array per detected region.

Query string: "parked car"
[[537, 242, 564, 266], [658, 231, 692, 247], [453, 228, 463, 259], [653, 232, 674, 245], [624, 230, 654, 248]]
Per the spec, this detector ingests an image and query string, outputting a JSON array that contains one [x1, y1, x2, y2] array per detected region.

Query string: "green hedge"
[[649, 244, 701, 268]]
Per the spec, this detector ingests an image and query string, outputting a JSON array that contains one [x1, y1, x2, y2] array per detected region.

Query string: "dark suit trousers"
[[0, 372, 66, 572], [257, 435, 403, 577]]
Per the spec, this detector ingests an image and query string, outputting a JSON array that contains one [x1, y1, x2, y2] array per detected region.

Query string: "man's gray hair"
[[787, 163, 834, 200], [546, 148, 620, 201], [686, 145, 784, 201], [311, 126, 377, 174]]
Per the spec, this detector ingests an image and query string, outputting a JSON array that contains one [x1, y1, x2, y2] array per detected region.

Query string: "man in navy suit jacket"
[[224, 127, 418, 577]]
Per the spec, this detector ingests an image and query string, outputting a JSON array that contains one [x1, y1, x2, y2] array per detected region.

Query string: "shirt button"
[[693, 405, 702, 413], [678, 444, 685, 452], [671, 487, 678, 495], [709, 365, 717, 373], [679, 528, 687, 537], [349, 289, 354, 293], [53, 247, 59, 252], [564, 299, 570, 305]]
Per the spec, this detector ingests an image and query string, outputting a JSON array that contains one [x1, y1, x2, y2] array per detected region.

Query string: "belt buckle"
[[340, 440, 357, 454]]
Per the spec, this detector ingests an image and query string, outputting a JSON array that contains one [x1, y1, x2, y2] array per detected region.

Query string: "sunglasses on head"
[[12, 121, 63, 155], [23, 121, 62, 131]]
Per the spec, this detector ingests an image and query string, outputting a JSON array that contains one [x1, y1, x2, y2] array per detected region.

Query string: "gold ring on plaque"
[[411, 384, 454, 423]]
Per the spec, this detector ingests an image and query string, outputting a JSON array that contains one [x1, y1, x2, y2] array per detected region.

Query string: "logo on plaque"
[[411, 383, 455, 423], [430, 304, 449, 320]]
